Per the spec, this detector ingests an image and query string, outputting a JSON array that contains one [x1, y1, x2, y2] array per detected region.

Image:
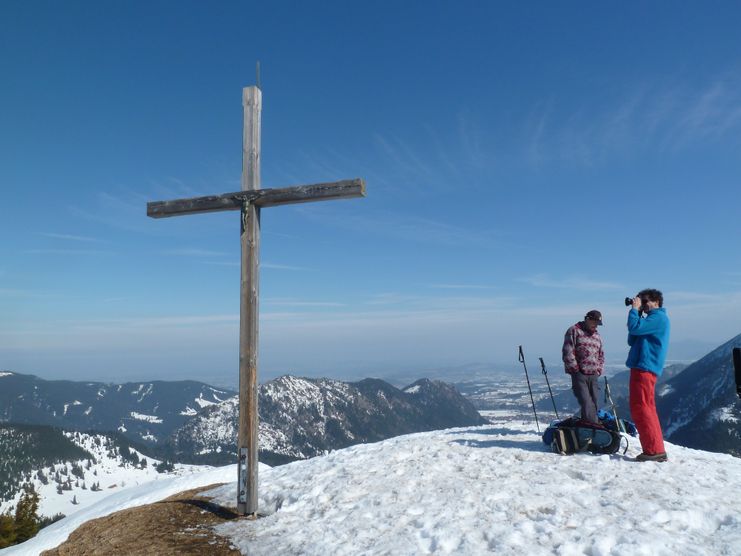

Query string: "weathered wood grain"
[[147, 178, 365, 218], [238, 87, 261, 516]]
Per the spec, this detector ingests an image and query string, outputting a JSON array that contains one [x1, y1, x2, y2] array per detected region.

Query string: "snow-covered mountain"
[[8, 413, 741, 555], [0, 371, 234, 446], [0, 424, 210, 523], [171, 375, 487, 464], [658, 332, 741, 456]]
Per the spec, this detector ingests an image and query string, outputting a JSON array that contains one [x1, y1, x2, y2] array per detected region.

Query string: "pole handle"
[[518, 345, 524, 363], [539, 357, 546, 374]]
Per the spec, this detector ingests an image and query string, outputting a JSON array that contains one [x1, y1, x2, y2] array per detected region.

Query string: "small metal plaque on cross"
[[147, 86, 365, 515]]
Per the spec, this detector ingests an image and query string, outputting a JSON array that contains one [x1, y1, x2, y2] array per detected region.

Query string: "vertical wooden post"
[[238, 86, 261, 515]]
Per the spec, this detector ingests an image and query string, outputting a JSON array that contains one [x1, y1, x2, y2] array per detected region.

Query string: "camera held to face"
[[624, 297, 633, 306]]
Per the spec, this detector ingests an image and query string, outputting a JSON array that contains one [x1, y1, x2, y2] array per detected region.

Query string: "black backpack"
[[543, 418, 624, 455]]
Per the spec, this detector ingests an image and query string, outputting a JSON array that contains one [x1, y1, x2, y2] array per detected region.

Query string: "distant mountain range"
[[172, 376, 487, 465], [0, 372, 233, 447], [0, 371, 486, 466]]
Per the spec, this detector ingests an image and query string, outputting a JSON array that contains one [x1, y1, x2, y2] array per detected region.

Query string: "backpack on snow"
[[542, 417, 625, 455]]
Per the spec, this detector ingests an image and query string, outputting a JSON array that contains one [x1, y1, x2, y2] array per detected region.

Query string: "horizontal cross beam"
[[147, 178, 365, 219]]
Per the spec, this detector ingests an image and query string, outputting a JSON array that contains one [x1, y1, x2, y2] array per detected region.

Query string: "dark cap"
[[585, 310, 603, 325]]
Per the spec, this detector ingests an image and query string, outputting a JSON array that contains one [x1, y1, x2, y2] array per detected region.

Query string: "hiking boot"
[[635, 452, 668, 462]]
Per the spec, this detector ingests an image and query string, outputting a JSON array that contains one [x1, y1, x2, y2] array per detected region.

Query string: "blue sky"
[[2, 1, 740, 386]]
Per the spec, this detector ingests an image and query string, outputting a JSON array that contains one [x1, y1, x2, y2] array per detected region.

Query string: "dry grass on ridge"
[[42, 483, 248, 555]]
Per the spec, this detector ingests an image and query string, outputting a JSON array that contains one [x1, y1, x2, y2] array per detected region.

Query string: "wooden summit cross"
[[147, 86, 365, 515]]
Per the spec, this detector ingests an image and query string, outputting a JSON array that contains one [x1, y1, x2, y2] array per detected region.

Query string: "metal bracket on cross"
[[238, 447, 249, 506]]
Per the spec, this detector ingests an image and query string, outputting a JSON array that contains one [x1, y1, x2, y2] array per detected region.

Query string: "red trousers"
[[630, 368, 666, 454]]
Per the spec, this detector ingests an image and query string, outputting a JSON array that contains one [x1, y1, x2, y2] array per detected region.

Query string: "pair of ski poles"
[[517, 345, 559, 434], [518, 345, 624, 434]]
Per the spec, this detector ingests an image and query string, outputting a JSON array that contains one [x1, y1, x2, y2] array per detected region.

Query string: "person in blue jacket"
[[627, 288, 670, 462]]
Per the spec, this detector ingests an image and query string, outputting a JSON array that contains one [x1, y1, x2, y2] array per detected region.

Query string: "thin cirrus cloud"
[[68, 191, 152, 234], [525, 73, 741, 166], [373, 132, 437, 183], [428, 284, 497, 290], [298, 207, 501, 248], [66, 314, 239, 329], [364, 292, 515, 311], [666, 290, 741, 307], [520, 274, 623, 291], [166, 248, 230, 258], [40, 232, 105, 243], [0, 287, 52, 298], [23, 248, 112, 256], [263, 298, 345, 308]]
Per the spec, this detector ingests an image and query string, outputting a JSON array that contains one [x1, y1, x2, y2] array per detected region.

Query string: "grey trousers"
[[571, 372, 600, 423]]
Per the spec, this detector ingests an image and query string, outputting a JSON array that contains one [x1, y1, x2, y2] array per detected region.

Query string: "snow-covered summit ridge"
[[203, 416, 741, 556], [8, 413, 741, 555]]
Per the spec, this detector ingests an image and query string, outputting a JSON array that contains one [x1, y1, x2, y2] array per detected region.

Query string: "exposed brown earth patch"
[[42, 483, 249, 555]]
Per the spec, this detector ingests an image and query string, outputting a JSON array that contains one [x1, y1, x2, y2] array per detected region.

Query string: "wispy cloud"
[[298, 207, 502, 247], [428, 284, 497, 290], [365, 292, 422, 306], [373, 133, 436, 182], [165, 248, 230, 258], [147, 177, 202, 200], [721, 271, 741, 287], [665, 290, 741, 307], [200, 261, 240, 267], [66, 314, 239, 329], [69, 191, 152, 234], [0, 288, 55, 298], [520, 274, 623, 291], [262, 262, 311, 271], [264, 298, 345, 308], [524, 72, 741, 165], [457, 111, 491, 170], [40, 233, 104, 243], [668, 79, 741, 147], [23, 249, 112, 256], [364, 291, 516, 311]]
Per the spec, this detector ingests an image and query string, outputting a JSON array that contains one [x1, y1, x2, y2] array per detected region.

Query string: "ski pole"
[[538, 357, 559, 420], [603, 376, 624, 433], [518, 345, 540, 433]]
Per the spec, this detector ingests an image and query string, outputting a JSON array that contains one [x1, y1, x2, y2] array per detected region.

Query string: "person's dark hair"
[[638, 288, 663, 307]]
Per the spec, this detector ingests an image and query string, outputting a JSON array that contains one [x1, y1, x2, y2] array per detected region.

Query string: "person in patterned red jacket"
[[562, 310, 605, 424]]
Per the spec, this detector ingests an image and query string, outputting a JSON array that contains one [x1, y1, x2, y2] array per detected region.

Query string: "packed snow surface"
[[206, 417, 741, 556], [6, 415, 741, 555]]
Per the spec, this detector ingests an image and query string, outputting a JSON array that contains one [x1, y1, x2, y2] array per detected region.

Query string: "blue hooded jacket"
[[626, 307, 670, 376]]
